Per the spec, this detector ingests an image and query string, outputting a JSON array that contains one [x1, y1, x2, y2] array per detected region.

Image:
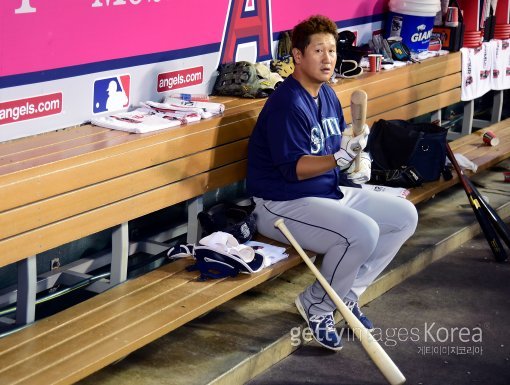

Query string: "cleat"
[[295, 295, 343, 351], [345, 301, 374, 331]]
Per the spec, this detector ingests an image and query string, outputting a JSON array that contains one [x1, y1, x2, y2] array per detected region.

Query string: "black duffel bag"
[[367, 119, 451, 188]]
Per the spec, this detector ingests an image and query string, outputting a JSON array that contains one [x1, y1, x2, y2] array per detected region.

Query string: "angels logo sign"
[[218, 0, 272, 64], [93, 75, 130, 114]]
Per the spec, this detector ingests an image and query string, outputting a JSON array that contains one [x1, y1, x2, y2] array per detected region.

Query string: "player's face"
[[296, 33, 337, 85]]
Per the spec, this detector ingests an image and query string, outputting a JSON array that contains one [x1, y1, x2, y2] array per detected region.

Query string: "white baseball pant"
[[253, 186, 418, 315]]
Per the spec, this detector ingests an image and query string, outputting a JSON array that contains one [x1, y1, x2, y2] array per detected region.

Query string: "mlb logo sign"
[[93, 75, 130, 114]]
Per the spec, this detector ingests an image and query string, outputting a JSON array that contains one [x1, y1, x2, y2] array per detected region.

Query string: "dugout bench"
[[0, 51, 510, 385]]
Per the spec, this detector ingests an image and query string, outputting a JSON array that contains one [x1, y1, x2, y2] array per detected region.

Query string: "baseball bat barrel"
[[350, 89, 367, 136], [350, 90, 368, 171], [446, 144, 508, 262], [274, 218, 406, 385]]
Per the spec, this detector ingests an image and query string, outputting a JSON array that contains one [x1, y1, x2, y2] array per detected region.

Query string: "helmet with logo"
[[167, 243, 264, 281], [197, 199, 257, 244]]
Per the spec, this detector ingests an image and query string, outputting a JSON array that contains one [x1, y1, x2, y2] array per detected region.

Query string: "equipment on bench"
[[198, 199, 257, 244], [167, 243, 264, 281], [367, 119, 451, 188], [336, 30, 364, 78], [388, 40, 411, 61], [213, 61, 282, 99], [369, 34, 394, 64], [166, 199, 261, 281]]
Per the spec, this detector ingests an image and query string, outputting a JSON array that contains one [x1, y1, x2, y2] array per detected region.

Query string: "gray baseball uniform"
[[247, 76, 418, 316]]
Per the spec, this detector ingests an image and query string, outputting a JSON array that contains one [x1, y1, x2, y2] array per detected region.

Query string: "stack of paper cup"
[[368, 54, 383, 72], [445, 7, 459, 27]]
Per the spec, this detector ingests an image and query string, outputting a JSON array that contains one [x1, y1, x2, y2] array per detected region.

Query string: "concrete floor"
[[247, 230, 510, 385]]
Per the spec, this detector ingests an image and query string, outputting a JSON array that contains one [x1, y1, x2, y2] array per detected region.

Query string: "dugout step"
[[77, 159, 510, 385]]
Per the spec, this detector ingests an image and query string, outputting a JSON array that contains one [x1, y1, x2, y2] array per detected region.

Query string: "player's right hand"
[[334, 125, 369, 169], [346, 151, 372, 184]]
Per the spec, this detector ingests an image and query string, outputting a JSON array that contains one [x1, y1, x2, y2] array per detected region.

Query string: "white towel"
[[446, 153, 478, 173], [490, 39, 510, 91], [200, 231, 255, 262], [245, 241, 289, 267], [461, 43, 493, 101], [91, 107, 182, 133], [361, 184, 410, 199]]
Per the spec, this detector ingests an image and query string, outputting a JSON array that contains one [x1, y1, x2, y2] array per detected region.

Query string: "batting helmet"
[[197, 199, 257, 244]]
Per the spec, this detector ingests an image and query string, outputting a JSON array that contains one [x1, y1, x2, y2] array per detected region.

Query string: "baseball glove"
[[270, 56, 294, 78], [213, 61, 272, 98], [270, 30, 294, 78], [277, 31, 292, 58]]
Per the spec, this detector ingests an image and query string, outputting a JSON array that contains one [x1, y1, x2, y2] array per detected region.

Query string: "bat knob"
[[274, 218, 285, 227]]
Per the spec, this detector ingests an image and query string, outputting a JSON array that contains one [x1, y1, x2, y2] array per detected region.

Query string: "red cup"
[[445, 7, 459, 27], [368, 54, 383, 72], [504, 172, 510, 183], [483, 130, 500, 146]]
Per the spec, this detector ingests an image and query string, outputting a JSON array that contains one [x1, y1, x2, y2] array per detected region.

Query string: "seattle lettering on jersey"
[[310, 117, 341, 154]]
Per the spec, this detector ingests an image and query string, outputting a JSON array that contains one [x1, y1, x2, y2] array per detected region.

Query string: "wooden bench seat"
[[0, 53, 462, 267], [0, 237, 308, 385], [2, 51, 510, 385]]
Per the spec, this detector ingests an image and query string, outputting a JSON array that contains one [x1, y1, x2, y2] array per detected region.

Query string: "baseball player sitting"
[[246, 15, 418, 351]]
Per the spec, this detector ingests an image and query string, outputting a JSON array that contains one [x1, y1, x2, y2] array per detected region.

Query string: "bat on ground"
[[274, 218, 406, 385], [446, 143, 508, 263], [350, 89, 368, 171], [464, 176, 510, 250]]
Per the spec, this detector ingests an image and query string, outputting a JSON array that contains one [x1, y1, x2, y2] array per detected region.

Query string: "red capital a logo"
[[218, 0, 272, 64]]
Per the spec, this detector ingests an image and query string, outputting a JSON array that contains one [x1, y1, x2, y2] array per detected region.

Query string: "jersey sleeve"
[[265, 105, 311, 182]]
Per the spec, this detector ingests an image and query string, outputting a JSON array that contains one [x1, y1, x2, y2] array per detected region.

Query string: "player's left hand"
[[341, 124, 370, 155], [346, 152, 372, 184]]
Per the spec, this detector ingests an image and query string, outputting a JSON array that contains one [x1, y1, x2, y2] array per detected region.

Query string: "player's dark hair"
[[291, 15, 338, 55]]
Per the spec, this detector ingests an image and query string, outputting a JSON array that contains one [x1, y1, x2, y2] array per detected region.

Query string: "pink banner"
[[1, 0, 386, 78], [1, 0, 229, 77], [272, 0, 387, 31]]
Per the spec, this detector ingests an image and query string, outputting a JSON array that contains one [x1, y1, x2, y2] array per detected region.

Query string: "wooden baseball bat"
[[274, 218, 406, 385], [467, 177, 510, 250], [446, 144, 508, 263], [350, 89, 368, 171]]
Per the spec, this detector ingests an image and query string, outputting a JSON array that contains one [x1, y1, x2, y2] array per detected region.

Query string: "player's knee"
[[400, 199, 419, 236], [349, 217, 379, 254], [365, 218, 380, 248]]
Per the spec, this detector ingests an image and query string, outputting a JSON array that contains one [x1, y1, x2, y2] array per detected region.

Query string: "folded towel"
[[200, 231, 255, 262], [245, 241, 289, 267], [361, 184, 410, 199]]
